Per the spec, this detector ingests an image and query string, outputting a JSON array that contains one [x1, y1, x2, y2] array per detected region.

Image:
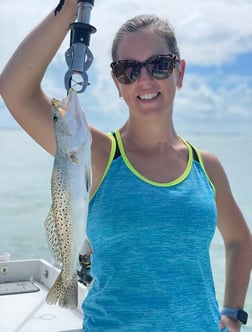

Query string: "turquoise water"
[[0, 129, 251, 330]]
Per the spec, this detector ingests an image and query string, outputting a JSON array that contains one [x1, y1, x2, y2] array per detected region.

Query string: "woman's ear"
[[111, 71, 123, 98], [176, 59, 186, 90]]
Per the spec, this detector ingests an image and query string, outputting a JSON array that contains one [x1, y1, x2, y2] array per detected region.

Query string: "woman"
[[0, 1, 251, 331]]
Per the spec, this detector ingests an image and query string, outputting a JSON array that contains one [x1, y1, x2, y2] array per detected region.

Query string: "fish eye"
[[53, 114, 58, 123]]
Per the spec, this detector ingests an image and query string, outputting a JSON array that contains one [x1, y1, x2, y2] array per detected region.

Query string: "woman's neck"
[[119, 117, 180, 152]]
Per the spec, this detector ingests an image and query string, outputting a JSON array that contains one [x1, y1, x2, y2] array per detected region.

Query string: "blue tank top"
[[83, 130, 224, 331]]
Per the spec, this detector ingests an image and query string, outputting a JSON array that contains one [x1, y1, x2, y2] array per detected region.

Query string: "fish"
[[45, 88, 92, 308]]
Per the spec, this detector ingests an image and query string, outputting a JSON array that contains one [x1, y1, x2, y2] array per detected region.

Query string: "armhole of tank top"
[[89, 132, 117, 201], [181, 138, 216, 196]]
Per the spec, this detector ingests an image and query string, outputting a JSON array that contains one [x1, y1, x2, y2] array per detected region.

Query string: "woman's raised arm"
[[0, 2, 78, 154]]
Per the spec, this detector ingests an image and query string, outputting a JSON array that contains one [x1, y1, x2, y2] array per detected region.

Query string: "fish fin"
[[44, 207, 62, 263], [85, 165, 92, 193], [46, 272, 78, 309], [80, 238, 92, 256]]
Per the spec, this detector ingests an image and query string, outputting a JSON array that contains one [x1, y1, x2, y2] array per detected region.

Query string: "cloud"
[[174, 69, 252, 134], [174, 0, 252, 65], [1, 1, 252, 133], [1, 1, 252, 68]]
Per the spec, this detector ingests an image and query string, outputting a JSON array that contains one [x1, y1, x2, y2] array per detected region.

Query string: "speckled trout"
[[45, 89, 92, 308]]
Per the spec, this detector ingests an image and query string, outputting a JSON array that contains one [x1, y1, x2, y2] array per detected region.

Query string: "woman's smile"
[[137, 92, 160, 101]]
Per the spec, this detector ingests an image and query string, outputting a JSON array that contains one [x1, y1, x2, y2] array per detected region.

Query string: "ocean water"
[[0, 129, 251, 330]]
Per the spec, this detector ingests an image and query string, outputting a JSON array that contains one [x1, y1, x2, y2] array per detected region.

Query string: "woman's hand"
[[220, 315, 241, 332], [55, 0, 78, 16]]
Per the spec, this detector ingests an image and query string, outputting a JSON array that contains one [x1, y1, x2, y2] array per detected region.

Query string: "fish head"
[[52, 89, 92, 161]]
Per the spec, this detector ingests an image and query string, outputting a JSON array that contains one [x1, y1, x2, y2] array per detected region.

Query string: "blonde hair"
[[111, 14, 180, 62]]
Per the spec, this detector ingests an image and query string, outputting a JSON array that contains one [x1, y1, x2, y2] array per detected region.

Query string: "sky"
[[0, 0, 252, 134]]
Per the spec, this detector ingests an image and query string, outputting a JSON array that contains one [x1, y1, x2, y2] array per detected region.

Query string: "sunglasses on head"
[[110, 53, 177, 84]]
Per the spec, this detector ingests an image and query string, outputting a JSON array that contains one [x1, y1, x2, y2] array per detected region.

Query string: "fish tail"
[[46, 272, 78, 309]]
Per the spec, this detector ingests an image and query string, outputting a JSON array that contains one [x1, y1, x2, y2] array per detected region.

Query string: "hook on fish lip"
[[65, 69, 91, 94], [67, 78, 90, 95]]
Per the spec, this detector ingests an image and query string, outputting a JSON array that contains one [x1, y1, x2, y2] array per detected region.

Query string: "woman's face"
[[112, 27, 185, 121]]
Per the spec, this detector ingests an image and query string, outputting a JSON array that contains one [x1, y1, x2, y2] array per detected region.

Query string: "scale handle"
[[64, 0, 96, 93]]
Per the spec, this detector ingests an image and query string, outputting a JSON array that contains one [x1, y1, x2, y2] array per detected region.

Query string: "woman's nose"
[[137, 67, 153, 82]]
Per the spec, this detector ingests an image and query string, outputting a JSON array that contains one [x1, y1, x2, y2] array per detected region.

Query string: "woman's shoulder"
[[197, 149, 231, 193], [199, 150, 224, 173]]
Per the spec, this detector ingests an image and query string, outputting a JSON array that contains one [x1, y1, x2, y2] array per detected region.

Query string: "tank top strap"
[[90, 132, 117, 200], [181, 138, 216, 195], [186, 141, 199, 162], [111, 131, 121, 160]]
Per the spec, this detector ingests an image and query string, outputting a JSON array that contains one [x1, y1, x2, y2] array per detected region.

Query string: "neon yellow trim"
[[115, 130, 194, 187], [182, 141, 216, 196], [90, 131, 215, 196], [90, 132, 116, 200]]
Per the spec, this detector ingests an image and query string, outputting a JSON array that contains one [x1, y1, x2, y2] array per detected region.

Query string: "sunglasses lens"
[[112, 61, 140, 84], [111, 54, 175, 84], [149, 56, 174, 80]]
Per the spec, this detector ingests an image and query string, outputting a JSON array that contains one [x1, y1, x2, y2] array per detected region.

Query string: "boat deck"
[[1, 258, 251, 331], [0, 259, 87, 332]]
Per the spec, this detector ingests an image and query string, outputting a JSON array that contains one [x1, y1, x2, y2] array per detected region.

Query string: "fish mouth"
[[137, 92, 160, 101]]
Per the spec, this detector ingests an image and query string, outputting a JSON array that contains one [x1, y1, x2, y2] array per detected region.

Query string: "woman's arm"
[[202, 151, 252, 331], [0, 1, 112, 194], [0, 1, 78, 154]]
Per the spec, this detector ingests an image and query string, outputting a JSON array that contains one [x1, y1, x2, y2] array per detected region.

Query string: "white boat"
[[0, 258, 87, 332], [1, 257, 252, 331]]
